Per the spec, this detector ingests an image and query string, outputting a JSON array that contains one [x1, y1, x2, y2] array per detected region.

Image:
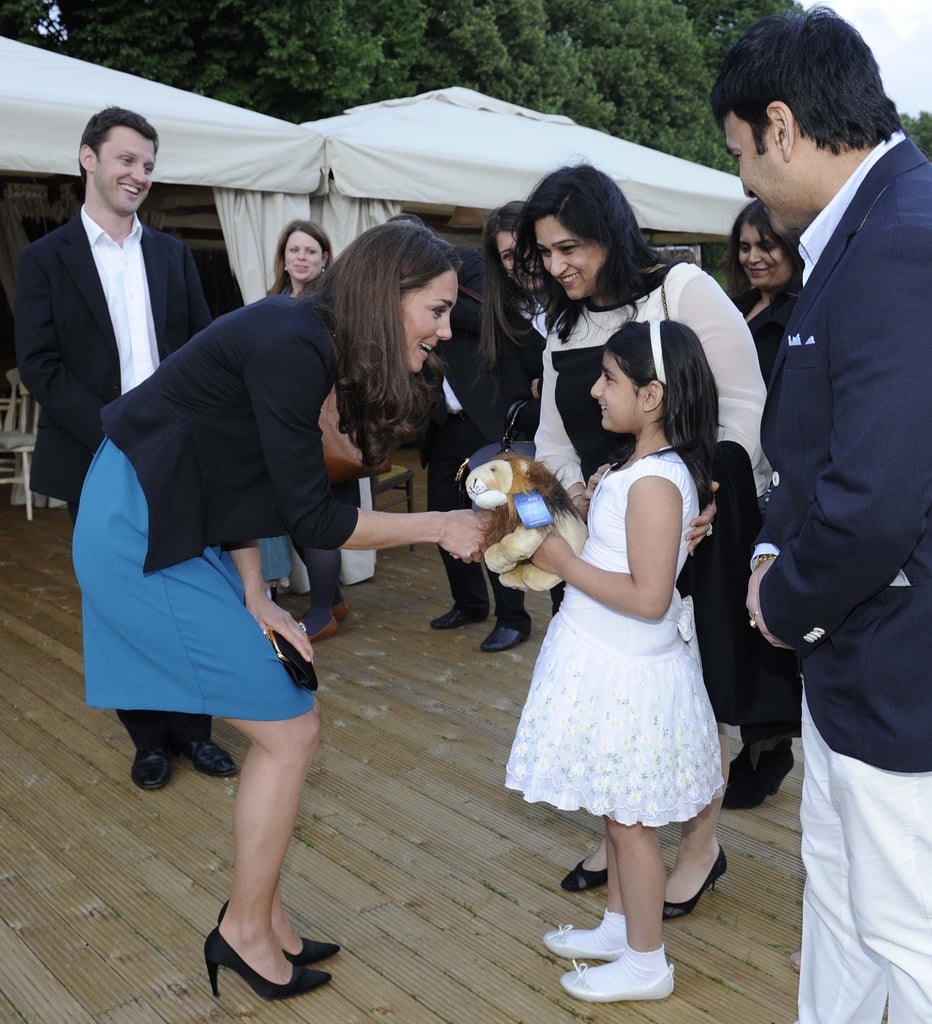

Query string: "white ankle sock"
[[594, 910, 627, 949], [624, 944, 668, 981], [563, 909, 627, 952], [574, 945, 669, 995], [554, 909, 626, 951]]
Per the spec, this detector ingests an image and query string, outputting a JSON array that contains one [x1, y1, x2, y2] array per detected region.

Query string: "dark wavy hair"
[[724, 200, 803, 300], [603, 320, 718, 507], [312, 221, 461, 468], [711, 7, 900, 155], [79, 107, 158, 185], [479, 201, 537, 372], [268, 219, 332, 297], [514, 164, 672, 343]]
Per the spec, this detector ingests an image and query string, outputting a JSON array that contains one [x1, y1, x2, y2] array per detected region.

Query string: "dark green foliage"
[[3, 0, 924, 171]]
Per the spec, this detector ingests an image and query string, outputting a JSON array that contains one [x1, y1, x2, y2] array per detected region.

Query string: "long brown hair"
[[480, 201, 536, 373], [268, 219, 332, 297], [314, 221, 460, 467]]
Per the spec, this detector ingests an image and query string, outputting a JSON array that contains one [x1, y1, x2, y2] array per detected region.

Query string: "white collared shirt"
[[81, 207, 159, 393], [799, 132, 906, 284]]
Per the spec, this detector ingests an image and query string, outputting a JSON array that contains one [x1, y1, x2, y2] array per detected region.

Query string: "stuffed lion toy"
[[464, 454, 588, 591]]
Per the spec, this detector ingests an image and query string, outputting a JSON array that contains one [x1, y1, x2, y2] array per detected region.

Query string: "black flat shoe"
[[663, 846, 727, 919], [130, 748, 171, 790], [479, 626, 529, 652], [204, 928, 330, 1000], [429, 607, 488, 630], [218, 902, 340, 966], [174, 740, 237, 777], [723, 740, 794, 809], [560, 859, 609, 892]]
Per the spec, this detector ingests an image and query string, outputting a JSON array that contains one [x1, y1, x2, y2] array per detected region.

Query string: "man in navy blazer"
[[713, 11, 932, 1024], [15, 107, 235, 791]]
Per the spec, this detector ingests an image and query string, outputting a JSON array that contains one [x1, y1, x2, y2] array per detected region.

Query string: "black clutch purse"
[[264, 624, 318, 691]]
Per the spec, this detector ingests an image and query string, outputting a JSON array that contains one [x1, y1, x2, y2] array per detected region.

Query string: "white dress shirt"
[[81, 207, 159, 393]]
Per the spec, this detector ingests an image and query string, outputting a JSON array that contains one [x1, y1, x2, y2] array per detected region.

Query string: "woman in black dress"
[[722, 200, 803, 808]]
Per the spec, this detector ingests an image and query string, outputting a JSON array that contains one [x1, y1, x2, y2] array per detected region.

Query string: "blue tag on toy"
[[512, 489, 554, 529]]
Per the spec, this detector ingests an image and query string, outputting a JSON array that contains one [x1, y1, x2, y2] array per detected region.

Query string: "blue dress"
[[74, 439, 315, 721]]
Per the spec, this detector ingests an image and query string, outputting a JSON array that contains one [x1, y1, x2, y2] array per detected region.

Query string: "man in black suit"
[[15, 107, 235, 790], [713, 12, 932, 1023]]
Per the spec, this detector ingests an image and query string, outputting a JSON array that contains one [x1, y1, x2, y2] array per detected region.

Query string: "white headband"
[[649, 320, 666, 385]]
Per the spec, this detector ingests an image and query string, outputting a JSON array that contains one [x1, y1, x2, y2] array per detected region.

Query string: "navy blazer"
[[102, 297, 359, 573], [758, 138, 932, 771], [14, 216, 211, 503]]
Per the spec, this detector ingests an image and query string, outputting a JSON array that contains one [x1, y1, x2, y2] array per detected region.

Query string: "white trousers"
[[798, 695, 932, 1024]]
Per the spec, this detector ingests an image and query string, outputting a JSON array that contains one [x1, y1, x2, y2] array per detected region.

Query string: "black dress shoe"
[[175, 740, 237, 777], [480, 626, 529, 652], [218, 901, 340, 965], [131, 748, 171, 790], [662, 846, 727, 919], [723, 739, 794, 809], [560, 859, 609, 892], [429, 607, 488, 630]]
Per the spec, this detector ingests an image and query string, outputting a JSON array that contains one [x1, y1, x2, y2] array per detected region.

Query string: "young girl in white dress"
[[506, 319, 724, 1003]]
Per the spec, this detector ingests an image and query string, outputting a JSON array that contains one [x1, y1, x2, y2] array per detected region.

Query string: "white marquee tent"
[[0, 35, 324, 304], [306, 87, 748, 255]]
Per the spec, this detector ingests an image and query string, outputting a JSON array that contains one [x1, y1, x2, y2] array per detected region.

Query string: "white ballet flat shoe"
[[543, 924, 626, 960], [559, 959, 675, 1002]]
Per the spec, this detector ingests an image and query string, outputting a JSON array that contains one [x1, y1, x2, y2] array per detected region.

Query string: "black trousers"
[[116, 710, 212, 750], [425, 414, 530, 634]]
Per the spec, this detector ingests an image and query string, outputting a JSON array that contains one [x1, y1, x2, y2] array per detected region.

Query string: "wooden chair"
[[371, 464, 415, 548], [0, 368, 39, 521]]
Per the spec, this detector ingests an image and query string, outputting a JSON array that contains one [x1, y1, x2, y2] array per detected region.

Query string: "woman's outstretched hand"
[[438, 509, 486, 562]]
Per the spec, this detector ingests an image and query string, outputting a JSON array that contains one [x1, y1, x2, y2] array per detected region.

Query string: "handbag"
[[264, 624, 318, 691], [456, 399, 536, 488], [319, 388, 392, 484]]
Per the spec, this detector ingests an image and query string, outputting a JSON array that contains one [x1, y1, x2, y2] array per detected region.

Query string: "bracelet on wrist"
[[753, 553, 777, 571]]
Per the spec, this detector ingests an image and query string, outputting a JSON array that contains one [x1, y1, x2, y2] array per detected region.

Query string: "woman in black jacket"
[[73, 222, 483, 1002]]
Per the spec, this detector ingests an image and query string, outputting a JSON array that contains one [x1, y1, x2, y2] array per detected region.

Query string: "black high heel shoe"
[[662, 846, 727, 919], [560, 859, 609, 892], [204, 928, 330, 999], [218, 900, 340, 966]]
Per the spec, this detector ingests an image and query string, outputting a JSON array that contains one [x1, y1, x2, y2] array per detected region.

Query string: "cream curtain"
[[213, 188, 311, 304], [309, 190, 401, 257]]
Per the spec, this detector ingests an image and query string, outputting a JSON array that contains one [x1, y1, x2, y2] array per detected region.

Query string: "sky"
[[805, 1, 931, 115]]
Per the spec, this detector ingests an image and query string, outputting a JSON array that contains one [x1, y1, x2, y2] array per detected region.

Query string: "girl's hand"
[[685, 480, 719, 554], [531, 532, 575, 576], [244, 589, 314, 661], [439, 509, 486, 562]]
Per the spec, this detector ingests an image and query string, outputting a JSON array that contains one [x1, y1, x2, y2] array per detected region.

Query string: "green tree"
[[6, 0, 926, 174], [1, 0, 432, 122], [674, 0, 805, 72], [548, 0, 720, 167], [902, 113, 932, 161]]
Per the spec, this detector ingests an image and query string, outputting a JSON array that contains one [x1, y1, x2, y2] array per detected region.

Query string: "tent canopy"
[[0, 36, 326, 303], [307, 87, 747, 242], [0, 36, 323, 193]]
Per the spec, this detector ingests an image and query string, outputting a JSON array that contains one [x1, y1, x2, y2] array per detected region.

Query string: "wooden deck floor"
[[0, 453, 804, 1024]]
